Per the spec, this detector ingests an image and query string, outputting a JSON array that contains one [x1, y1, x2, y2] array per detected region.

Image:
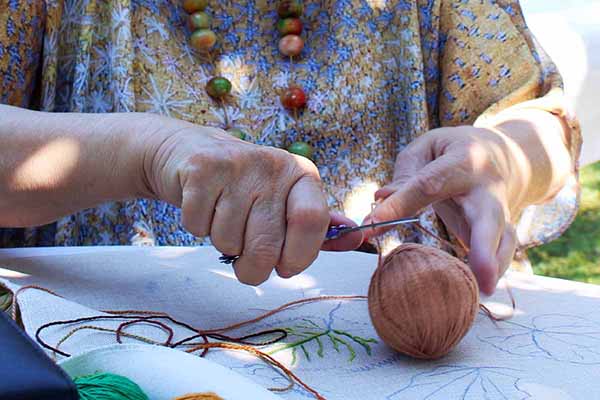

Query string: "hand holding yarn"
[[364, 126, 525, 295]]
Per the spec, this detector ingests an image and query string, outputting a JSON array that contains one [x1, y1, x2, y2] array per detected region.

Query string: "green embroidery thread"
[[268, 316, 377, 364]]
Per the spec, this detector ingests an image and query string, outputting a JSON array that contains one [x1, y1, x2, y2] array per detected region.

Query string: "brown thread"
[[23, 287, 367, 400], [11, 285, 63, 321], [116, 319, 175, 346], [172, 394, 224, 400], [186, 342, 323, 400]]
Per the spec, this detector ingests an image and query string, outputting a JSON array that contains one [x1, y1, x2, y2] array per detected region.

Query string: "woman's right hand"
[[139, 118, 362, 285]]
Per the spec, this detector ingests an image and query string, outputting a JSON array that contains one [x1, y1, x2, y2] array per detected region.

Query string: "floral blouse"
[[0, 0, 582, 263]]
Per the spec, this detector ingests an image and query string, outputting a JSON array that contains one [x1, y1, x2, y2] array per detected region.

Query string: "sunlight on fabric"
[[0, 267, 29, 279], [343, 180, 380, 225], [481, 301, 524, 318], [218, 55, 252, 93], [264, 345, 296, 368], [209, 269, 265, 296], [151, 246, 198, 259], [271, 273, 317, 290], [366, 0, 387, 10], [210, 269, 237, 280], [10, 138, 80, 190]]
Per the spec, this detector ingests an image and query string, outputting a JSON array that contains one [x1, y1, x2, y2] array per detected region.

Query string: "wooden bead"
[[279, 34, 304, 57], [227, 128, 247, 140], [277, 0, 303, 18], [190, 29, 217, 51], [281, 86, 307, 109], [368, 244, 479, 360], [183, 0, 208, 14], [206, 77, 232, 98], [277, 18, 303, 36], [287, 141, 313, 160], [189, 12, 211, 30]]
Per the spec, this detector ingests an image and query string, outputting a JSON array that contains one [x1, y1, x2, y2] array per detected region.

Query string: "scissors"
[[325, 216, 420, 240], [219, 216, 420, 264]]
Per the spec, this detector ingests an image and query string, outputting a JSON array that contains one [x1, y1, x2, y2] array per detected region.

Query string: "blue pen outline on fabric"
[[386, 365, 531, 400], [478, 313, 600, 365]]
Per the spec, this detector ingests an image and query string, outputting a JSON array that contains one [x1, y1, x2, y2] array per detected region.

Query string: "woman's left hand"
[[364, 126, 532, 295]]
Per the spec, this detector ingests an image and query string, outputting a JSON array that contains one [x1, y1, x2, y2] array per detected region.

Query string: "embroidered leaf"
[[316, 336, 324, 358]]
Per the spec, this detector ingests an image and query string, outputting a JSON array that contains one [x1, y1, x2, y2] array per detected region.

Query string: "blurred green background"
[[530, 161, 600, 284]]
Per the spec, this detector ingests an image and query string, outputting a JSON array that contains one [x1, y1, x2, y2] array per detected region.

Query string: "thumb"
[[365, 156, 468, 238]]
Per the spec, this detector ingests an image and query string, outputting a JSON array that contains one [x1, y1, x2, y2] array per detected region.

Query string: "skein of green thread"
[[74, 373, 149, 400]]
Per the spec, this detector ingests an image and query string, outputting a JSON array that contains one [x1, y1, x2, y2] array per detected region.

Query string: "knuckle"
[[291, 153, 320, 176], [287, 205, 329, 232], [255, 147, 289, 174], [412, 173, 443, 199]]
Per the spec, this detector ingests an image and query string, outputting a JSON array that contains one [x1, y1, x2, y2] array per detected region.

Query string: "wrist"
[[487, 109, 572, 208], [483, 125, 532, 216], [134, 115, 224, 207]]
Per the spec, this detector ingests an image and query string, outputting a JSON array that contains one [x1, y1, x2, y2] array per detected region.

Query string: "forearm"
[[480, 108, 573, 212], [0, 105, 152, 227]]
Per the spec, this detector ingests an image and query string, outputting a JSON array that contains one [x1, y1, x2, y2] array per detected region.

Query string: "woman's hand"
[[141, 119, 362, 285], [0, 106, 361, 284], [364, 116, 572, 295]]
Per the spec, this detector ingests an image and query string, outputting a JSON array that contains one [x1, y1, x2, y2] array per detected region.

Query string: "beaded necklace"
[[182, 0, 313, 160]]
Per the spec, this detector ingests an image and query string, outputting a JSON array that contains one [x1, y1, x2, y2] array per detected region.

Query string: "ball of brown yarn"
[[368, 243, 479, 360]]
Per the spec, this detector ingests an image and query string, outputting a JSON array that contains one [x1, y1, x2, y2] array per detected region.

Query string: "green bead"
[[227, 128, 246, 140], [189, 12, 211, 30], [287, 141, 313, 159], [206, 77, 232, 98]]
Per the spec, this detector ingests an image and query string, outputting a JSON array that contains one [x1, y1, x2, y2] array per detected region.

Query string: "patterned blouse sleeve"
[[0, 0, 46, 108], [436, 0, 582, 251]]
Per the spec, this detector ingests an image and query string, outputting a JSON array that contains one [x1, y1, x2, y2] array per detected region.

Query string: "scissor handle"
[[325, 225, 350, 240]]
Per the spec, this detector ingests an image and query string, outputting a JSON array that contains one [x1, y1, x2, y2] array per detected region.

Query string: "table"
[[1, 246, 599, 399]]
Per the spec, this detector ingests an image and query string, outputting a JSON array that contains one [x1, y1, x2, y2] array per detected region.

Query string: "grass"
[[529, 161, 600, 284]]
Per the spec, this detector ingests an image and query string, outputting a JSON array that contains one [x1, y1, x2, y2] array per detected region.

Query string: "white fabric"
[[59, 344, 279, 400], [1, 246, 600, 399]]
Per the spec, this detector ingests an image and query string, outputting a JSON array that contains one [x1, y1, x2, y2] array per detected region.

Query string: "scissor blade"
[[350, 217, 420, 233]]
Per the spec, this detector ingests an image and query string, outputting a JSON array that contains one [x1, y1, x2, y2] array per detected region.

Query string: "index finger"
[[367, 156, 470, 237]]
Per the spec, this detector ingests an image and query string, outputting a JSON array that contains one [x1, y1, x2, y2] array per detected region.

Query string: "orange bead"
[[279, 35, 304, 57], [281, 86, 307, 109], [183, 0, 208, 13], [190, 29, 217, 51]]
